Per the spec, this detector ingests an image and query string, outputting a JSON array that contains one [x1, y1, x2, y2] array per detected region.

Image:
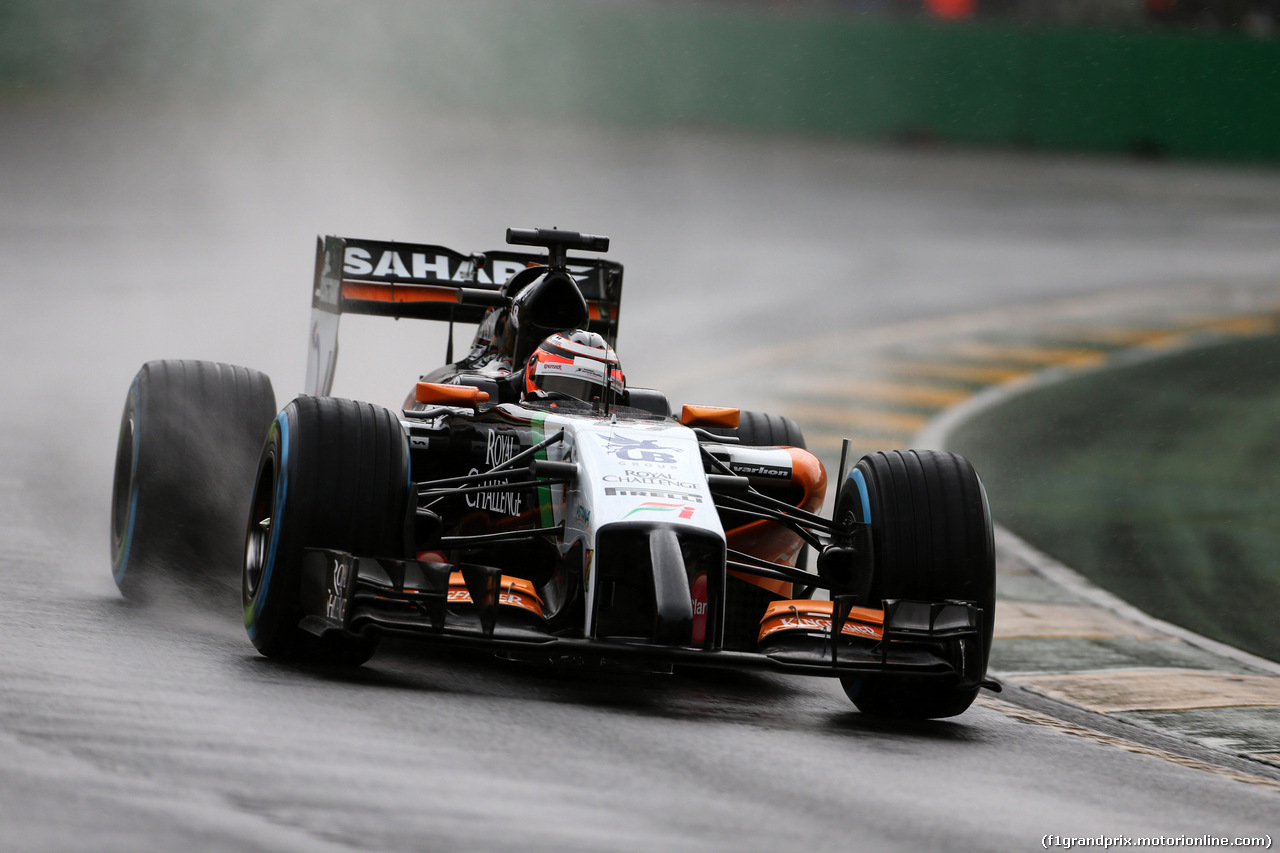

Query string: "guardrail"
[[3, 1, 1278, 163]]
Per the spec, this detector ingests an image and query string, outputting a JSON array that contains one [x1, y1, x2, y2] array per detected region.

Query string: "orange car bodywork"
[[758, 598, 884, 645], [727, 447, 827, 598]]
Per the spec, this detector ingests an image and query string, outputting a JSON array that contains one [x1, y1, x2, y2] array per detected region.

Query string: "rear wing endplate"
[[305, 235, 623, 397]]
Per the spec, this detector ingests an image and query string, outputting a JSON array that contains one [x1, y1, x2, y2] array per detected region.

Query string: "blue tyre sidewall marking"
[[840, 467, 874, 701], [113, 377, 143, 587], [246, 413, 289, 640], [849, 468, 872, 525]]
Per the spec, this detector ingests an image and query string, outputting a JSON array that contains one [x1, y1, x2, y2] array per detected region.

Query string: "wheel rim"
[[243, 451, 276, 598], [110, 412, 136, 556]]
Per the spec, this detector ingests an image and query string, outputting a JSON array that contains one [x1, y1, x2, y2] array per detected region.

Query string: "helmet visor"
[[531, 354, 623, 402]]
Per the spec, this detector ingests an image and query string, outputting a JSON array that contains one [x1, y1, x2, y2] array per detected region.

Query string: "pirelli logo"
[[605, 487, 704, 503]]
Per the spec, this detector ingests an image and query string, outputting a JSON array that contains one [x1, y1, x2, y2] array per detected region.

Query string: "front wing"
[[298, 548, 986, 683]]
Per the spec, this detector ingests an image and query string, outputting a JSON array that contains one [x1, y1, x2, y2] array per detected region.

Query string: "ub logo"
[[603, 434, 678, 465]]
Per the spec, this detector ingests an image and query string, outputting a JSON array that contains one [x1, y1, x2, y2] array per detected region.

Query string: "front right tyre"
[[243, 396, 411, 665]]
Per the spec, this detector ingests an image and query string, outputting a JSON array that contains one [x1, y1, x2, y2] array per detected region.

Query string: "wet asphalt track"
[[4, 95, 1280, 850]]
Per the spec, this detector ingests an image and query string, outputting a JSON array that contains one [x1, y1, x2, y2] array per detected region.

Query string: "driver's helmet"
[[524, 330, 624, 404]]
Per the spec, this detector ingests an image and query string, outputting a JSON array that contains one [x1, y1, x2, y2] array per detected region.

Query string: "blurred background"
[[4, 0, 1280, 160]]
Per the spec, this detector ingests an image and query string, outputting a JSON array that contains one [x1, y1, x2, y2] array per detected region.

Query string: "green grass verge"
[[947, 334, 1280, 663]]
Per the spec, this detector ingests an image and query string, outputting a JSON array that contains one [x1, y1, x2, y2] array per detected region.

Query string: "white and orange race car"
[[110, 227, 998, 719]]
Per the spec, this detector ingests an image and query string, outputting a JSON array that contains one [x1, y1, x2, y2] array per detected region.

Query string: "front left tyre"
[[242, 396, 411, 665], [111, 360, 276, 600], [836, 449, 996, 719]]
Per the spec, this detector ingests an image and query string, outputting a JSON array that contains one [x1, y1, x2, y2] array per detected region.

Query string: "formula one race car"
[[110, 227, 997, 719]]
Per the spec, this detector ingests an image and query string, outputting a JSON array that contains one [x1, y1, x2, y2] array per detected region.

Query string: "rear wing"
[[305, 235, 623, 397]]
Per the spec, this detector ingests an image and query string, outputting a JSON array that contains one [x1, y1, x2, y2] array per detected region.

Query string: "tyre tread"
[[244, 396, 409, 664], [111, 359, 275, 598], [841, 449, 995, 719]]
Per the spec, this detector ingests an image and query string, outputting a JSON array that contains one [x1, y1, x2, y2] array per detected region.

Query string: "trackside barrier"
[[3, 1, 1279, 163]]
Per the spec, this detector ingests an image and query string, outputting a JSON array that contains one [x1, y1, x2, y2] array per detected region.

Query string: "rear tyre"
[[711, 410, 806, 449], [110, 360, 276, 600], [242, 396, 411, 665], [720, 411, 807, 650], [837, 449, 995, 719]]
